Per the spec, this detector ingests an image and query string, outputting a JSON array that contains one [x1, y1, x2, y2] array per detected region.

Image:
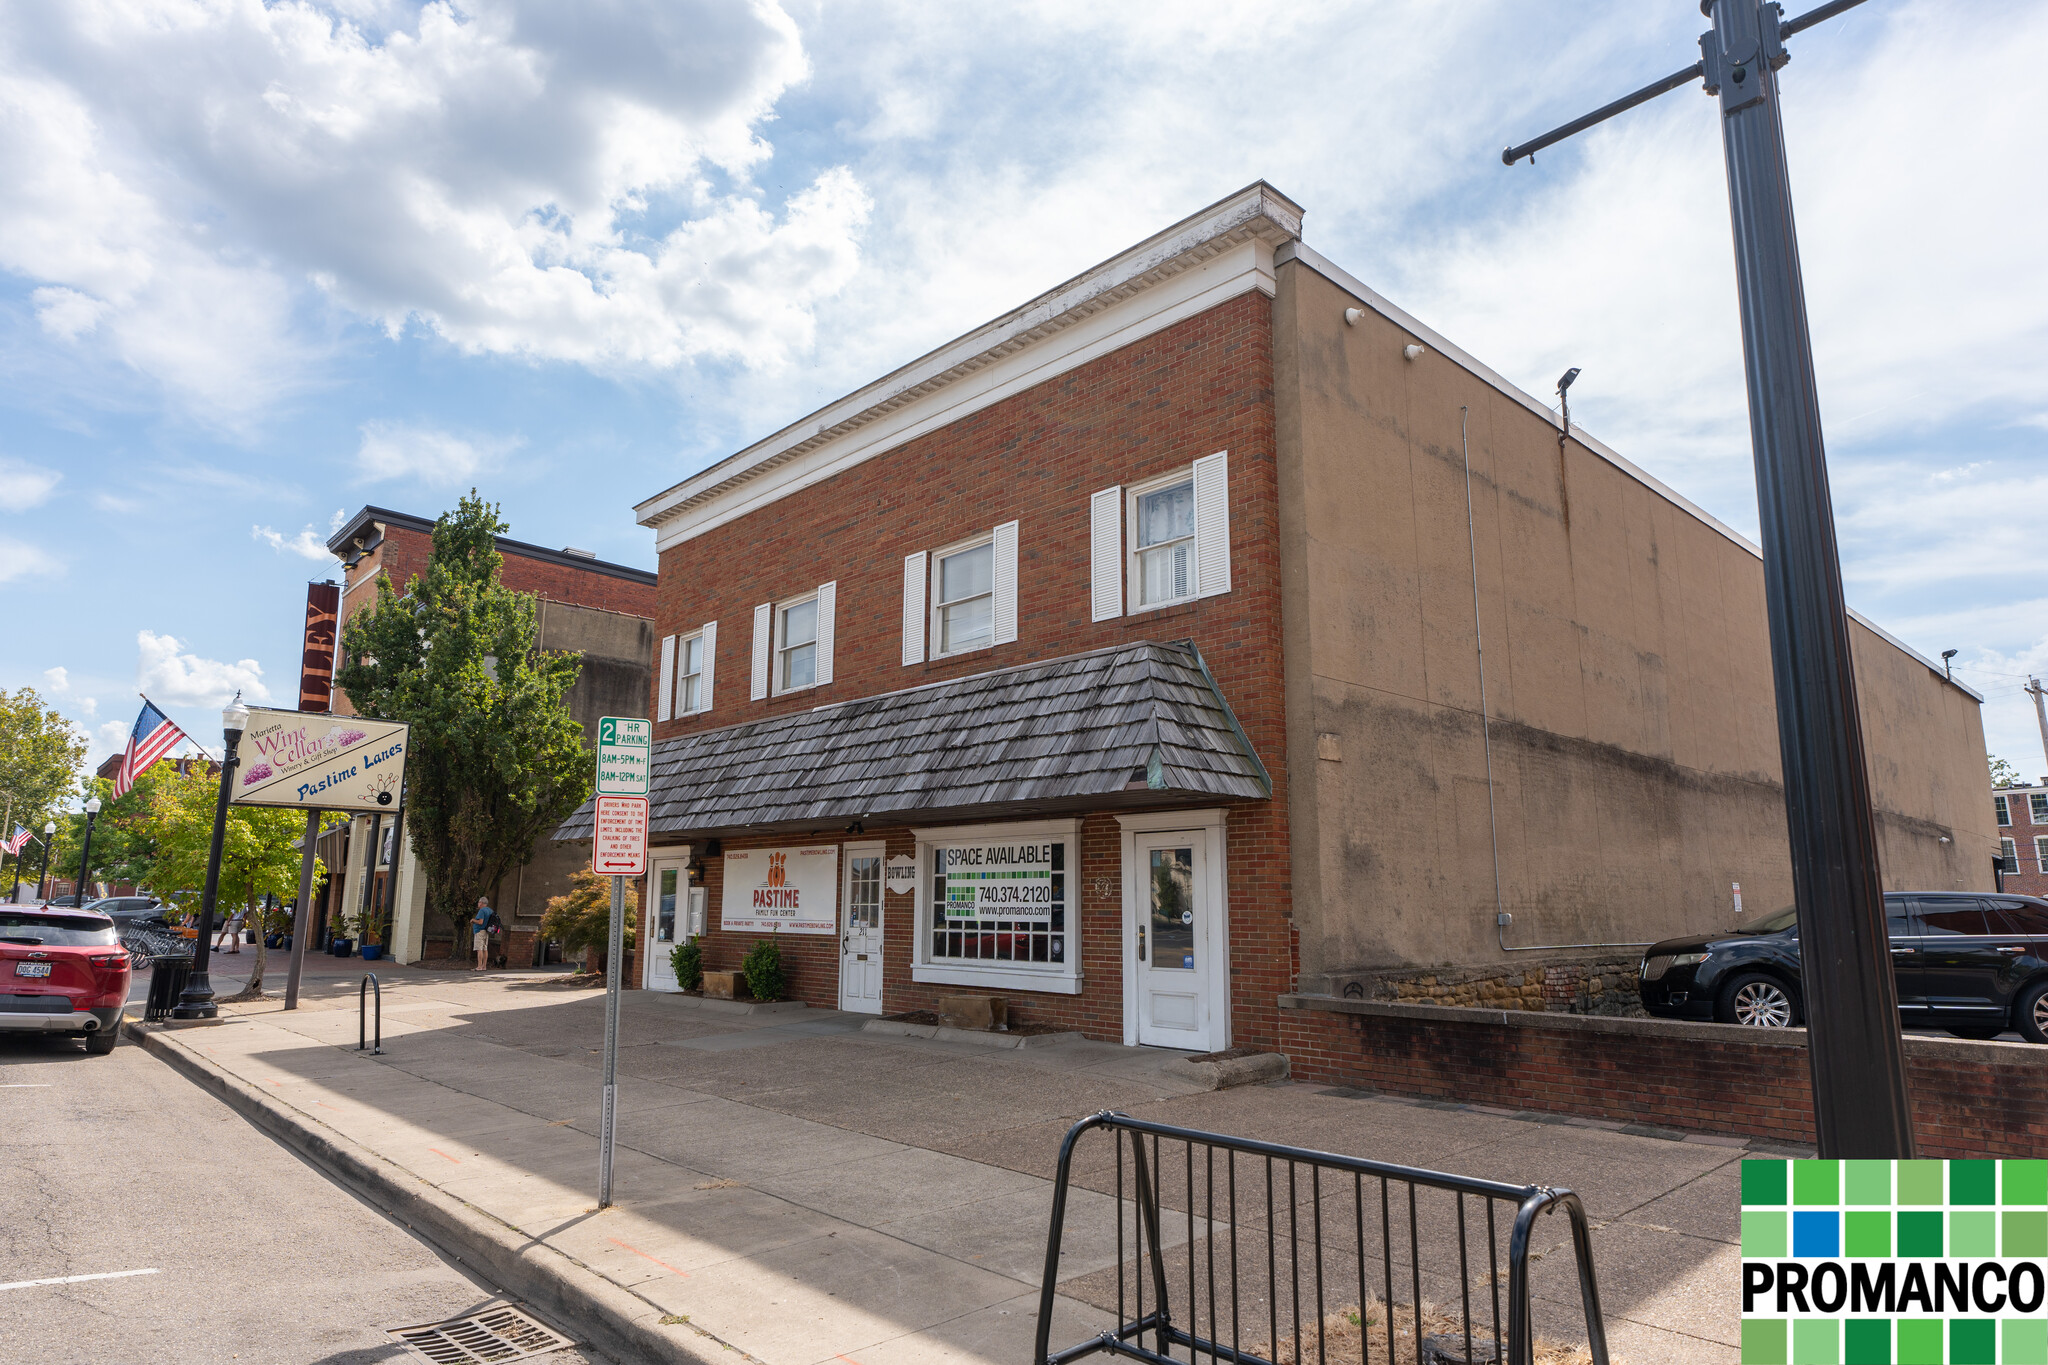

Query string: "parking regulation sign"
[[591, 795, 648, 875], [595, 716, 651, 796]]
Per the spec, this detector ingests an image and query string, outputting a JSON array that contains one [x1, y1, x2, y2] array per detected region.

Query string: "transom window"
[[678, 634, 705, 713], [927, 838, 1066, 966], [777, 597, 817, 692], [1131, 477, 1195, 607], [935, 540, 994, 655]]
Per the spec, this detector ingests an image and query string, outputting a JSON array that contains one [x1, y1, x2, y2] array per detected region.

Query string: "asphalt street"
[[0, 1022, 607, 1365]]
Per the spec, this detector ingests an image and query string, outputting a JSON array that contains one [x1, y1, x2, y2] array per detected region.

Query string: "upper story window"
[[2032, 794, 2048, 825], [901, 525, 1017, 667], [937, 539, 995, 655], [1997, 795, 2012, 826], [750, 583, 835, 700], [1132, 477, 1195, 607], [2002, 838, 2020, 874], [658, 622, 716, 720], [1090, 451, 1231, 622], [778, 596, 818, 691]]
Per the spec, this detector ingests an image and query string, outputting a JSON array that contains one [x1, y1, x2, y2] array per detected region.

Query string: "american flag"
[[114, 698, 187, 799], [1, 826, 28, 857]]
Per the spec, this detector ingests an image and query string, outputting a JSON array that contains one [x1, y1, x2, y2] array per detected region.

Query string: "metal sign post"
[[1502, 0, 1914, 1158], [593, 716, 650, 1209]]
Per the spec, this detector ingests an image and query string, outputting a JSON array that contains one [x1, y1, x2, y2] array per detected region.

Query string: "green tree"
[[65, 771, 172, 893], [0, 687, 87, 886], [335, 492, 592, 945], [149, 766, 323, 997], [1991, 754, 2025, 789], [538, 868, 635, 973]]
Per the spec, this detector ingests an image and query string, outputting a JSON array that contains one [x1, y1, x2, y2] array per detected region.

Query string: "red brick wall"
[[644, 292, 1296, 1047], [1279, 999, 2048, 1158], [1997, 789, 2048, 899], [340, 524, 655, 629]]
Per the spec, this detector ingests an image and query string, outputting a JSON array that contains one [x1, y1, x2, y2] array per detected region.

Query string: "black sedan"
[[1639, 891, 2048, 1042]]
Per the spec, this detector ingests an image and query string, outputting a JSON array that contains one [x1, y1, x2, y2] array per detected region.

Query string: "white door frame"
[[839, 841, 887, 1014], [643, 849, 692, 992], [1117, 809, 1230, 1051]]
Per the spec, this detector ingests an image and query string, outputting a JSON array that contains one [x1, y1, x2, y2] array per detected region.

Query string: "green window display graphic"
[[1742, 1160, 2048, 1363]]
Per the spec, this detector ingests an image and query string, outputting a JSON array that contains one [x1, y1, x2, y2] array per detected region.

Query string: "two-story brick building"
[[1995, 781, 2048, 898], [558, 182, 1995, 1055]]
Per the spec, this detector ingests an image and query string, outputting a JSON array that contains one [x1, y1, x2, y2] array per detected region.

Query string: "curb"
[[859, 1018, 1084, 1049], [129, 1021, 737, 1365]]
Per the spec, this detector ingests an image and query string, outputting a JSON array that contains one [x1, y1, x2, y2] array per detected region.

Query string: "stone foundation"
[[1307, 955, 1646, 1017]]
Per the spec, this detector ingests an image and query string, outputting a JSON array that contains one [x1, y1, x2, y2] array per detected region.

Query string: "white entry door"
[[643, 855, 688, 992], [1131, 829, 1216, 1050], [839, 845, 884, 1014]]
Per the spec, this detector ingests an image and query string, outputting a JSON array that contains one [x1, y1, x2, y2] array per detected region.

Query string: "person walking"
[[472, 896, 497, 971], [216, 906, 246, 954]]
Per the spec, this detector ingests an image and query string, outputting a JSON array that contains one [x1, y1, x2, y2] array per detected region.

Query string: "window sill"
[[1124, 596, 1205, 619], [911, 962, 1084, 995]]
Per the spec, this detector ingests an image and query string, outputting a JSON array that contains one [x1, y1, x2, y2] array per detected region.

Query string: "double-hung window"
[[2037, 836, 2048, 874], [936, 539, 994, 655], [1997, 795, 2013, 826], [678, 633, 706, 713], [659, 622, 717, 719], [2032, 793, 2048, 825], [2002, 838, 2020, 875], [778, 597, 818, 692], [1131, 476, 1196, 608]]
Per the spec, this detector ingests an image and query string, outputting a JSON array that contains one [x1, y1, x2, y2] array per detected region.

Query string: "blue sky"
[[3, 0, 2045, 785]]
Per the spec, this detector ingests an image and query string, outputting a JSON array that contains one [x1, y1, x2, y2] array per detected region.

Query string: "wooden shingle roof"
[[554, 640, 1269, 842]]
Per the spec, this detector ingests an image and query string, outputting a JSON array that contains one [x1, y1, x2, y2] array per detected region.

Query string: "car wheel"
[[1717, 972, 1799, 1028], [1946, 1026, 2005, 1041], [85, 1021, 119, 1055], [2016, 981, 2048, 1046]]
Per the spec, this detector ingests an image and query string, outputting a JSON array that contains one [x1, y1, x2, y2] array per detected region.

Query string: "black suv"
[[1639, 892, 2048, 1042]]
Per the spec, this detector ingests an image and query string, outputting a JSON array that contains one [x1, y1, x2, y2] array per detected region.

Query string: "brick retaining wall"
[[1279, 993, 2048, 1158]]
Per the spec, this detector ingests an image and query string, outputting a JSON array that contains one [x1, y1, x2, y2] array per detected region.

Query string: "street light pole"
[[74, 796, 102, 905], [173, 695, 250, 1020], [37, 821, 57, 902]]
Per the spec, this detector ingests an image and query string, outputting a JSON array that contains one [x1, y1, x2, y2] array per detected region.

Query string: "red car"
[[0, 907, 130, 1055]]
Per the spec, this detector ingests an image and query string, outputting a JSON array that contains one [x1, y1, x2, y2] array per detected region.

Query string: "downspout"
[[1461, 407, 1653, 954]]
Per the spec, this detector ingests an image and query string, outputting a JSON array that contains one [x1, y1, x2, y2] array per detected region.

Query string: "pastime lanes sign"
[[230, 707, 409, 812], [720, 846, 837, 935]]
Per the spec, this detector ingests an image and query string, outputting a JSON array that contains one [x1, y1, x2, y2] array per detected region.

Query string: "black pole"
[[36, 828, 55, 902], [8, 840, 21, 903], [173, 723, 244, 1019], [1703, 0, 1912, 1157], [74, 808, 99, 906]]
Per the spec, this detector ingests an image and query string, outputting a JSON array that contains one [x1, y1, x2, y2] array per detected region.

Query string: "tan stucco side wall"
[[1273, 259, 1994, 976]]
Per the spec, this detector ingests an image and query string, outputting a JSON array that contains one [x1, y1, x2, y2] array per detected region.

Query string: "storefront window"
[[927, 838, 1066, 965]]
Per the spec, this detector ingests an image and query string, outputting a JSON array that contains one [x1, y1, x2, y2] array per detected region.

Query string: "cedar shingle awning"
[[553, 640, 1269, 842]]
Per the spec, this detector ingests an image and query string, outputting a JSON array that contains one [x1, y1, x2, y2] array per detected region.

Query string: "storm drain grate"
[[388, 1305, 573, 1363]]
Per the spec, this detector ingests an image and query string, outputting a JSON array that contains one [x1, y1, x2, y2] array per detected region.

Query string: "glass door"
[[643, 856, 687, 992]]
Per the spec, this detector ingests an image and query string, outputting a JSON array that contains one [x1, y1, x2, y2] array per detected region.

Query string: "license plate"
[[15, 962, 52, 977]]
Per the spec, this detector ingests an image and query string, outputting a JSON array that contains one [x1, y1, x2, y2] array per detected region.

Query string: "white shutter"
[[698, 620, 717, 711], [1192, 451, 1231, 597], [814, 581, 837, 686], [750, 603, 771, 700], [901, 551, 928, 666], [992, 520, 1019, 645], [656, 634, 676, 722], [1090, 486, 1123, 621]]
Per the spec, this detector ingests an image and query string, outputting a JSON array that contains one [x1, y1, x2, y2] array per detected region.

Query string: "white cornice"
[[637, 181, 1304, 548]]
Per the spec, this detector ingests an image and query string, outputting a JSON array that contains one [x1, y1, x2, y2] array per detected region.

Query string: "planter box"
[[703, 969, 746, 1000]]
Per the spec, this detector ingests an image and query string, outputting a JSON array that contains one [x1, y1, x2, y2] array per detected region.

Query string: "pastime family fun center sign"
[[720, 846, 837, 935], [229, 707, 409, 811]]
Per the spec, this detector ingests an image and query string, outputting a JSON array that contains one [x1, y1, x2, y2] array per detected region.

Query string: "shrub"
[[539, 868, 637, 972], [670, 939, 703, 991], [741, 936, 784, 1002]]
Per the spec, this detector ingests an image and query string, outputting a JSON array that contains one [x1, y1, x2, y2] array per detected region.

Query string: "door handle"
[[1137, 924, 1146, 963], [1890, 948, 1913, 955], [1998, 945, 2026, 955]]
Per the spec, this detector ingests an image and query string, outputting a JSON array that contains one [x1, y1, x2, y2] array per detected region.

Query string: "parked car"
[[83, 896, 170, 930], [0, 906, 131, 1054], [1639, 892, 2048, 1042]]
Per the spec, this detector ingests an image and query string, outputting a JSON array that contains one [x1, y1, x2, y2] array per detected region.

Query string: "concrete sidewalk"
[[130, 970, 1752, 1363]]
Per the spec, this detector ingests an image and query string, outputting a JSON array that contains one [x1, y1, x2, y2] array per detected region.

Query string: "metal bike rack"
[[1034, 1111, 1608, 1365], [358, 973, 382, 1055]]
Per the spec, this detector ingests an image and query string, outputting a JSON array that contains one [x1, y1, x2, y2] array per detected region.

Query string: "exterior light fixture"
[[1402, 344, 1426, 361]]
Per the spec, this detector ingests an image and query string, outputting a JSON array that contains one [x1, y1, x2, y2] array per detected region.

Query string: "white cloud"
[[356, 421, 515, 485], [0, 540, 59, 585], [92, 720, 129, 766], [252, 523, 339, 561], [0, 458, 62, 510], [42, 666, 67, 692], [0, 0, 871, 417], [77, 696, 96, 718], [135, 629, 270, 709]]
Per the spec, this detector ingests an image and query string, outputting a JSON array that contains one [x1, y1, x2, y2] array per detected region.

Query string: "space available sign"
[[230, 707, 409, 811], [720, 846, 838, 935], [940, 840, 1055, 920]]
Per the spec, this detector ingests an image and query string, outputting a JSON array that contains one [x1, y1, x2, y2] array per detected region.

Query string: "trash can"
[[145, 957, 193, 1022]]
